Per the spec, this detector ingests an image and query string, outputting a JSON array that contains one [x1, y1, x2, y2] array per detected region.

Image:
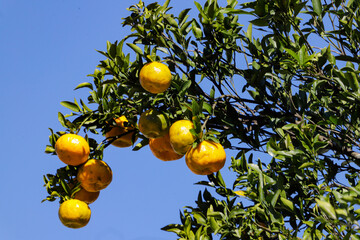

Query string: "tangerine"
[[149, 133, 183, 161], [185, 140, 226, 175], [58, 199, 91, 229], [138, 109, 169, 138], [169, 120, 197, 155], [55, 134, 90, 166], [69, 182, 100, 204], [77, 159, 113, 192], [73, 187, 99, 204], [139, 62, 172, 94], [105, 116, 137, 148]]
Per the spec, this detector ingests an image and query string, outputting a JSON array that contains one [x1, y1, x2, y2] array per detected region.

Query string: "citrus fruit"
[[69, 180, 100, 204], [73, 187, 99, 204], [138, 109, 169, 138], [105, 116, 138, 148], [185, 140, 226, 175], [169, 119, 197, 155], [58, 199, 91, 229], [77, 159, 113, 192], [139, 61, 172, 94], [149, 133, 184, 161], [55, 133, 90, 166]]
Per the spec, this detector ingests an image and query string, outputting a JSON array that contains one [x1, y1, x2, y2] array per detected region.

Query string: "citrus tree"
[[43, 0, 360, 239]]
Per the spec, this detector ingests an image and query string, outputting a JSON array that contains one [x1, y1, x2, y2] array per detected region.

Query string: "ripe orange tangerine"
[[149, 133, 184, 161], [69, 182, 100, 204], [139, 62, 172, 94], [55, 134, 90, 166], [105, 116, 137, 148], [185, 140, 226, 175], [77, 159, 113, 192], [73, 187, 99, 204], [169, 119, 197, 155], [138, 109, 169, 139], [58, 199, 91, 229]]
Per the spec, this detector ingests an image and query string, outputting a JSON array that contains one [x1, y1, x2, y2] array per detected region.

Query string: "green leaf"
[[206, 1, 218, 20], [80, 99, 92, 112], [164, 15, 178, 28], [203, 102, 212, 114], [191, 21, 202, 39], [194, 1, 209, 23], [215, 171, 226, 187], [246, 23, 252, 40], [250, 18, 268, 27], [178, 8, 191, 26], [74, 82, 93, 90], [284, 48, 299, 62], [90, 91, 99, 104], [48, 128, 57, 147], [58, 112, 67, 128], [107, 41, 117, 59], [45, 145, 55, 154], [325, 45, 336, 65], [61, 101, 81, 112], [126, 43, 144, 56], [299, 162, 315, 169], [180, 20, 192, 35], [209, 217, 220, 232], [179, 80, 192, 96], [161, 224, 184, 235], [193, 212, 207, 225], [345, 72, 359, 92], [163, 0, 170, 8], [312, 0, 322, 17], [315, 198, 337, 220], [210, 86, 215, 100], [192, 100, 201, 116], [280, 197, 295, 212]]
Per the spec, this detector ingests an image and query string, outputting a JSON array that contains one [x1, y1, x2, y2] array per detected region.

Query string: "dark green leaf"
[[192, 100, 201, 116], [58, 112, 67, 128]]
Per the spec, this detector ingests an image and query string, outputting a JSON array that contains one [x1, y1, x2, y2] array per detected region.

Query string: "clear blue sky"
[[0, 1, 247, 239]]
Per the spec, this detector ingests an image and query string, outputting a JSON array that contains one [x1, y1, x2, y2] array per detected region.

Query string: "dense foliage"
[[44, 0, 360, 239]]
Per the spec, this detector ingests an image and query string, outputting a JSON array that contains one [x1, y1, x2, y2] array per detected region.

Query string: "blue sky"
[[0, 1, 248, 239]]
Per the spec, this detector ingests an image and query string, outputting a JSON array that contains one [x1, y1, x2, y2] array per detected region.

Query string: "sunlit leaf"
[[61, 101, 81, 112]]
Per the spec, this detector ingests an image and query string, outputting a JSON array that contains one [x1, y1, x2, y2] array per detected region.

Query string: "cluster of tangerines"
[[54, 133, 112, 228], [118, 61, 226, 176], [50, 61, 226, 229]]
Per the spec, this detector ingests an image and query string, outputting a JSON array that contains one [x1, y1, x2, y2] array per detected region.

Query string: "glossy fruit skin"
[[139, 62, 172, 94], [77, 159, 113, 192], [138, 109, 169, 139], [73, 187, 100, 204], [169, 120, 196, 155], [185, 140, 226, 175], [69, 181, 100, 204], [105, 116, 137, 148], [55, 134, 90, 166], [58, 199, 91, 229], [149, 133, 184, 161]]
